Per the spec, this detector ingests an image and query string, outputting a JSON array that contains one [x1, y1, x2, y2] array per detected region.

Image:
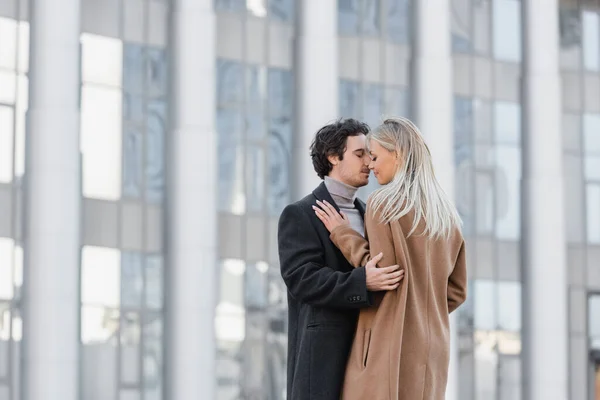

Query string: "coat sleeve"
[[448, 240, 468, 314], [329, 200, 397, 270], [278, 203, 371, 309]]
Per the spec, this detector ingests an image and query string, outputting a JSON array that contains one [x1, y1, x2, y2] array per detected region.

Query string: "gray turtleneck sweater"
[[323, 176, 365, 237]]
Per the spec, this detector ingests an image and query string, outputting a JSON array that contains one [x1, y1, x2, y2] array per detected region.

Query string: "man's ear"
[[327, 154, 339, 166]]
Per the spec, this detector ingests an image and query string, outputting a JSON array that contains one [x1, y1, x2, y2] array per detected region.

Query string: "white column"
[[165, 0, 216, 399], [293, 0, 338, 199], [22, 0, 81, 399], [412, 2, 458, 400], [521, 1, 567, 399]]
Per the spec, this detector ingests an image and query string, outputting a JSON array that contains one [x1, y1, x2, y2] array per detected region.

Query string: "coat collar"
[[312, 181, 366, 219]]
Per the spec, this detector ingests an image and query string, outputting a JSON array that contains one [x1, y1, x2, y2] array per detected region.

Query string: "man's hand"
[[365, 252, 404, 291]]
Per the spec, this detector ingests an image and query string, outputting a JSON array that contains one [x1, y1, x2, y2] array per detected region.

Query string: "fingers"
[[340, 211, 349, 221], [380, 264, 400, 273], [370, 252, 384, 264], [312, 205, 329, 222]]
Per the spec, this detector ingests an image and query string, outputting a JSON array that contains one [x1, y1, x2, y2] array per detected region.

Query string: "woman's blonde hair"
[[368, 117, 461, 239]]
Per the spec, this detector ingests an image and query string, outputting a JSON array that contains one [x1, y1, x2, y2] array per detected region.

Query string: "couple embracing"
[[277, 117, 467, 400]]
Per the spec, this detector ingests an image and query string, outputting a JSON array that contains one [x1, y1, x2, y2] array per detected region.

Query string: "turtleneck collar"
[[324, 176, 359, 204]]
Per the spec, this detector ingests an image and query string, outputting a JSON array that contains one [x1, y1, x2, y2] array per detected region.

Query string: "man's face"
[[329, 134, 371, 188]]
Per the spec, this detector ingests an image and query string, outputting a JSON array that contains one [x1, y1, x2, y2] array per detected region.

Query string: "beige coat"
[[329, 200, 467, 400]]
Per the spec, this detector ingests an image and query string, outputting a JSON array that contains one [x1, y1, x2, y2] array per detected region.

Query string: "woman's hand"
[[312, 200, 350, 233]]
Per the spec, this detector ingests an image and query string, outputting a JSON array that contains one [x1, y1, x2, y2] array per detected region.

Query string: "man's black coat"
[[278, 182, 372, 400]]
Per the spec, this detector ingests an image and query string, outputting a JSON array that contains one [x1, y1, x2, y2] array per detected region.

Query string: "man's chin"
[[356, 179, 369, 188]]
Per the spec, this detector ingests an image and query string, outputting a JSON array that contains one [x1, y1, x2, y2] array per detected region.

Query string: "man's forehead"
[[347, 135, 367, 151]]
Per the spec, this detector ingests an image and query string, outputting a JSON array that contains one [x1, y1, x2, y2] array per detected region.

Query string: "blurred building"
[[0, 0, 599, 399]]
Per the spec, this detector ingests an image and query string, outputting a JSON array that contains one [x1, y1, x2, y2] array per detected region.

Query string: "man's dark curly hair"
[[309, 118, 370, 179]]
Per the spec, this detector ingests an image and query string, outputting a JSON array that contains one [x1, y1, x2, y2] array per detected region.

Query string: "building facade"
[[0, 0, 599, 399]]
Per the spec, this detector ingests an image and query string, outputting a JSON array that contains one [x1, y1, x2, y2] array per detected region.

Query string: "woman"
[[313, 117, 467, 400]]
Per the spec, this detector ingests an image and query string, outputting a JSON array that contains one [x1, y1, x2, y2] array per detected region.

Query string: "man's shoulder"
[[282, 193, 317, 214]]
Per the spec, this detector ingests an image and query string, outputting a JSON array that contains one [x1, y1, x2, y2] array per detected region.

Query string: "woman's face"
[[368, 140, 399, 185]]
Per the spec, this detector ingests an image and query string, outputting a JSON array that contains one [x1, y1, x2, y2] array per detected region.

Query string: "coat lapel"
[[312, 182, 342, 213]]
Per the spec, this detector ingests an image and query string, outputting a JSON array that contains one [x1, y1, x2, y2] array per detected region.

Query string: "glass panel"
[[217, 59, 244, 106], [13, 245, 22, 300], [123, 44, 145, 95], [120, 312, 141, 385], [14, 74, 27, 177], [564, 154, 584, 243], [454, 96, 473, 148], [473, 0, 491, 54], [384, 87, 409, 117], [0, 17, 17, 69], [268, 0, 293, 21], [123, 125, 143, 198], [81, 34, 123, 87], [0, 305, 8, 378], [245, 262, 268, 310], [387, 0, 411, 43], [584, 114, 600, 154], [217, 108, 245, 215], [82, 246, 121, 308], [81, 305, 120, 344], [474, 98, 493, 144], [452, 0, 472, 52], [497, 281, 521, 332], [495, 146, 521, 240], [124, 94, 144, 123], [0, 70, 16, 104], [0, 239, 14, 301], [494, 102, 521, 145], [583, 10, 600, 71], [587, 184, 600, 244], [81, 85, 123, 200], [17, 21, 29, 74], [216, 260, 246, 342], [146, 48, 167, 98], [120, 390, 141, 400], [268, 68, 293, 118], [246, 145, 265, 212], [247, 0, 267, 18], [476, 172, 494, 235], [586, 156, 600, 180], [340, 80, 362, 118], [121, 252, 143, 309], [268, 118, 291, 216], [0, 106, 14, 183], [492, 0, 522, 63], [361, 0, 380, 36], [364, 84, 383, 127], [474, 280, 496, 330], [215, 0, 246, 12], [146, 100, 166, 203], [475, 330, 499, 400], [145, 255, 163, 310], [247, 66, 266, 142], [338, 0, 360, 35], [559, 5, 582, 70], [498, 355, 521, 400], [590, 295, 600, 338], [143, 314, 162, 400]]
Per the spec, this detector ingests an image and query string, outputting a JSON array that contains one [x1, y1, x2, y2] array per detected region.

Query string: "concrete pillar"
[[22, 0, 82, 399], [293, 0, 338, 199], [164, 0, 217, 399], [412, 2, 458, 400], [521, 1, 567, 399]]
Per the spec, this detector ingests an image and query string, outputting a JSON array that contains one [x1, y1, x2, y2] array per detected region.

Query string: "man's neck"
[[324, 176, 358, 205]]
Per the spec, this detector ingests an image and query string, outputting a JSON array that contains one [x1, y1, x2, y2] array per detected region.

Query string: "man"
[[278, 119, 403, 399]]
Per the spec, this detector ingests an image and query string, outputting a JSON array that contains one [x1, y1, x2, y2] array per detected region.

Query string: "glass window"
[[384, 87, 409, 117], [146, 48, 167, 98], [476, 172, 494, 235], [268, 0, 294, 21], [217, 108, 245, 214], [216, 260, 246, 342], [0, 17, 17, 69], [81, 305, 120, 343], [473, 0, 491, 54], [475, 331, 499, 399], [474, 280, 496, 330], [246, 145, 265, 212], [361, 0, 381, 36], [583, 10, 600, 71], [247, 0, 267, 18], [268, 68, 293, 119], [587, 184, 600, 244], [146, 256, 163, 310], [269, 118, 291, 215], [0, 238, 14, 300], [474, 98, 493, 144], [586, 156, 600, 180], [123, 43, 145, 95], [495, 146, 521, 240], [123, 126, 143, 198], [492, 0, 522, 63], [218, 59, 244, 107], [143, 314, 163, 400], [364, 84, 383, 127], [564, 154, 585, 243], [245, 262, 268, 309], [590, 294, 600, 338], [14, 74, 27, 178], [121, 252, 143, 308], [387, 0, 411, 43], [452, 0, 472, 52], [146, 100, 166, 203], [497, 281, 521, 332], [0, 70, 16, 104], [559, 5, 582, 70], [498, 355, 521, 400], [215, 0, 246, 12], [81, 34, 123, 88], [339, 0, 360, 35], [247, 66, 266, 142], [454, 96, 473, 149], [17, 22, 29, 74], [81, 246, 121, 308], [81, 85, 123, 200], [0, 106, 14, 183], [494, 102, 521, 145], [340, 80, 362, 118], [124, 93, 144, 123], [584, 114, 600, 154], [121, 312, 141, 385]]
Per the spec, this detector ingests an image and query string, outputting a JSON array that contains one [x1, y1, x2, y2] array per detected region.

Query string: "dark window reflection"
[[387, 0, 411, 43], [269, 0, 294, 22], [452, 0, 472, 52], [123, 126, 143, 198], [338, 0, 360, 35], [218, 59, 244, 106], [361, 0, 381, 36], [146, 100, 166, 203]]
